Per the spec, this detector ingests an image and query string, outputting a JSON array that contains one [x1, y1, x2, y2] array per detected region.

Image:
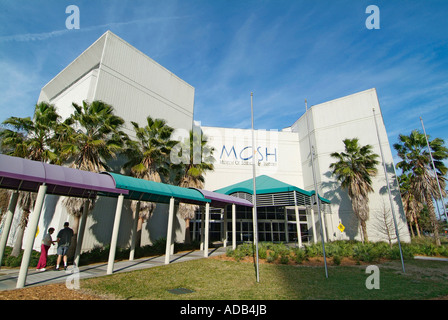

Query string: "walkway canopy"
[[0, 154, 128, 198], [191, 188, 253, 208], [0, 154, 256, 287], [214, 175, 331, 206], [102, 172, 209, 205]]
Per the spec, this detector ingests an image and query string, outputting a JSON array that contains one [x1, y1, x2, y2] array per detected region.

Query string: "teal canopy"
[[101, 172, 210, 205], [214, 175, 330, 204]]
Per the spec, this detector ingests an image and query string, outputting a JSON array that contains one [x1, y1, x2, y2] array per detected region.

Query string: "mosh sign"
[[219, 145, 278, 165]]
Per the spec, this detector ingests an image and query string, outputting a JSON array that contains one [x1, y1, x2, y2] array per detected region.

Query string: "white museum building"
[[5, 30, 411, 257]]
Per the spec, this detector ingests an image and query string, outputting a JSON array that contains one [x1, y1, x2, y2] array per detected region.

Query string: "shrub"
[[280, 255, 289, 264], [258, 246, 267, 259], [353, 243, 379, 262], [332, 255, 342, 266], [226, 248, 234, 257], [267, 250, 278, 262], [292, 248, 306, 264], [305, 244, 323, 257]]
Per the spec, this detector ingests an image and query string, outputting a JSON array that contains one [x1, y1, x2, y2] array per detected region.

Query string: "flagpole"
[[251, 92, 260, 283], [420, 117, 448, 222], [373, 108, 405, 273], [305, 99, 328, 278]]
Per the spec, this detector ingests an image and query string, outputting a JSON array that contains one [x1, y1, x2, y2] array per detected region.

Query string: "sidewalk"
[[0, 247, 226, 291]]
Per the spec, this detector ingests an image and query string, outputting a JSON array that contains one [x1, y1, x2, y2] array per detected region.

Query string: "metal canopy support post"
[[232, 204, 236, 250], [165, 197, 175, 264], [17, 184, 47, 288], [200, 207, 205, 251], [223, 207, 228, 248], [107, 194, 124, 275], [0, 191, 19, 268], [129, 201, 140, 261], [204, 202, 210, 258], [293, 191, 302, 247], [74, 199, 89, 267]]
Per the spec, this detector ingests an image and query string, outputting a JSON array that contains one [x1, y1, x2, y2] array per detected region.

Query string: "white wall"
[[201, 126, 303, 191], [94, 31, 195, 135], [292, 88, 410, 243]]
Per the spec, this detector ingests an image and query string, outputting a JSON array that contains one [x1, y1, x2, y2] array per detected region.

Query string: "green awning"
[[102, 172, 210, 205], [214, 175, 330, 204]]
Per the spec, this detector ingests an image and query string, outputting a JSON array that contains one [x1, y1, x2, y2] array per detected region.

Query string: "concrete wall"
[[201, 126, 303, 192], [291, 88, 410, 243]]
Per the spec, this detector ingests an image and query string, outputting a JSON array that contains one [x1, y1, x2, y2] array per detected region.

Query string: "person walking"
[[55, 222, 74, 271], [36, 227, 55, 271]]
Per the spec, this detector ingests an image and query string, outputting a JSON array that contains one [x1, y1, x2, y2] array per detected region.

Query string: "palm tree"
[[0, 102, 61, 256], [393, 130, 448, 246], [329, 138, 379, 243], [174, 129, 215, 244], [60, 100, 128, 255], [124, 116, 177, 247], [398, 173, 423, 238]]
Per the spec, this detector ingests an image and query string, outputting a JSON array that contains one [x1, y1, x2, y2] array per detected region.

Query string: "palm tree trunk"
[[425, 192, 440, 246], [414, 212, 421, 237], [67, 215, 81, 260], [360, 219, 369, 243], [11, 210, 29, 257], [136, 216, 144, 248], [11, 223, 25, 257], [184, 218, 191, 244], [409, 221, 415, 238]]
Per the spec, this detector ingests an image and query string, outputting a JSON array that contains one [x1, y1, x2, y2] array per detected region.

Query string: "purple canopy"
[[191, 188, 253, 207], [0, 154, 128, 198]]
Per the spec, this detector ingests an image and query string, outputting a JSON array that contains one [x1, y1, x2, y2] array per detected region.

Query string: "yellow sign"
[[337, 222, 345, 233], [35, 226, 39, 238]]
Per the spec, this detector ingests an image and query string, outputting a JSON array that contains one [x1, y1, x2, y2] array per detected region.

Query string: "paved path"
[[0, 247, 226, 291], [414, 255, 448, 262]]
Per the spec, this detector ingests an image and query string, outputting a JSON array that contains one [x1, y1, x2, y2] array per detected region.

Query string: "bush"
[[267, 250, 278, 262], [258, 246, 267, 259], [332, 255, 342, 266], [280, 255, 289, 264], [305, 243, 323, 257], [352, 243, 380, 262], [292, 248, 306, 264]]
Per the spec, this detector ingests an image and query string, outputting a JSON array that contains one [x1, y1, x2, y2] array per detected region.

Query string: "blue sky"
[[0, 0, 447, 165]]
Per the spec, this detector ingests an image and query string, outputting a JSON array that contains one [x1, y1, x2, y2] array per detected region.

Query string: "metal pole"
[[373, 108, 405, 273], [17, 184, 47, 288], [420, 117, 448, 222], [204, 202, 210, 258], [305, 100, 328, 278], [165, 197, 175, 264], [107, 194, 124, 274], [251, 92, 260, 283]]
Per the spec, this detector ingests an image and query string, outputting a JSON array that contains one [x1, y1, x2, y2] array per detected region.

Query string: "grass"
[[80, 258, 448, 300]]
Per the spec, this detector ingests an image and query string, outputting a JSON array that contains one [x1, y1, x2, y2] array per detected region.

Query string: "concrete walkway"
[[0, 247, 226, 291], [414, 255, 448, 262]]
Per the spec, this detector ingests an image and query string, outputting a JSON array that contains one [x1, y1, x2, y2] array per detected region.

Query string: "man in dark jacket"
[[55, 222, 74, 270]]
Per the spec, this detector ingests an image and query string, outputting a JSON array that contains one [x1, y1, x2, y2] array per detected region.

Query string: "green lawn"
[[80, 258, 448, 300]]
